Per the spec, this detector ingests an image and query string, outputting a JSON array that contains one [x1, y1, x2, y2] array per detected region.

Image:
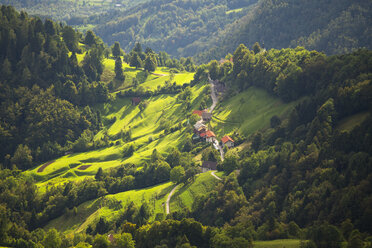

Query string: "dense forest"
[[0, 6, 108, 168], [0, 0, 149, 24], [0, 4, 372, 248], [195, 43, 372, 236], [195, 0, 372, 62], [92, 0, 255, 57], [4, 0, 371, 61]]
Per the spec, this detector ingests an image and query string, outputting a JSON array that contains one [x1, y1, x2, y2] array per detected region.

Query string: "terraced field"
[[45, 182, 175, 234], [25, 68, 202, 192]]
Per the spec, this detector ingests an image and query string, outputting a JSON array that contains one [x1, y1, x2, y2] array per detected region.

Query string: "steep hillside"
[[195, 0, 372, 62], [1, 5, 372, 248], [93, 0, 256, 56], [6, 0, 370, 61], [210, 87, 299, 137], [0, 0, 149, 30], [45, 181, 175, 234]]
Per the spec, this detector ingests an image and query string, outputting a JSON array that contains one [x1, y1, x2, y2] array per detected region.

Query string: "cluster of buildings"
[[192, 109, 234, 149]]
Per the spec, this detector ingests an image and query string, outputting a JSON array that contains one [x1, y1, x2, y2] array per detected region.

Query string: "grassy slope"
[[26, 57, 302, 238], [45, 182, 174, 234], [336, 111, 370, 132], [210, 87, 299, 138], [170, 171, 222, 212], [46, 171, 223, 234], [253, 239, 303, 248], [24, 71, 202, 192]]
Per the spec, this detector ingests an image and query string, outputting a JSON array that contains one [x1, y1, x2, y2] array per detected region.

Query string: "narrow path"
[[208, 75, 218, 112], [166, 184, 179, 214], [208, 74, 224, 161], [211, 171, 222, 181]]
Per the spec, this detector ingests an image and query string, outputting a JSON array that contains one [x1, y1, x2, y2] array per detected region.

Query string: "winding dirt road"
[[211, 171, 222, 181], [166, 184, 179, 214], [208, 75, 218, 112], [166, 76, 225, 215], [208, 75, 225, 161]]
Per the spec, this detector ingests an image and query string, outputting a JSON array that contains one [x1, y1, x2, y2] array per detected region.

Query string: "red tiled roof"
[[200, 132, 206, 137], [132, 97, 141, 104], [221, 136, 234, 144], [192, 110, 203, 117], [205, 130, 216, 138]]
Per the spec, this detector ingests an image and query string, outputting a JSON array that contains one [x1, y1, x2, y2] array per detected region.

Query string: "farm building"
[[132, 97, 141, 106], [221, 136, 234, 148], [202, 111, 212, 122], [201, 161, 218, 172], [205, 130, 216, 143], [192, 110, 204, 117], [194, 122, 206, 132]]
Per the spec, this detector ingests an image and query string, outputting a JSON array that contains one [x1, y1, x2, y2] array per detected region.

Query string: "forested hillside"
[[195, 0, 372, 62], [197, 45, 372, 238], [5, 0, 371, 61], [93, 0, 256, 56], [0, 0, 149, 28], [0, 4, 372, 248], [0, 6, 108, 168]]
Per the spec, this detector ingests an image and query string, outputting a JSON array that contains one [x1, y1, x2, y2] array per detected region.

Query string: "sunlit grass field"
[[210, 86, 299, 137], [253, 239, 303, 248], [25, 75, 207, 192], [170, 171, 221, 212], [45, 181, 174, 234]]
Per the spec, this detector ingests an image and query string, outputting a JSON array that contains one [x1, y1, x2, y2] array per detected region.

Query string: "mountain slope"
[[195, 0, 372, 62], [93, 0, 256, 56]]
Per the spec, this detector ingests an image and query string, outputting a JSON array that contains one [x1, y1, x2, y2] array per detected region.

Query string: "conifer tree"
[[112, 41, 121, 58], [115, 57, 124, 80], [130, 52, 142, 68], [144, 54, 157, 72]]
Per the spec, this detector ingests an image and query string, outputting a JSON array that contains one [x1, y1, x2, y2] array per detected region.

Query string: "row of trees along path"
[[166, 75, 223, 214]]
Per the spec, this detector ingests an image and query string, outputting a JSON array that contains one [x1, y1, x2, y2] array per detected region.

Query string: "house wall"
[[226, 141, 234, 148]]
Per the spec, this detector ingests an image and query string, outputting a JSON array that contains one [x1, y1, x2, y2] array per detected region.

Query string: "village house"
[[201, 161, 218, 173], [132, 97, 141, 106], [202, 111, 212, 122], [192, 110, 203, 117], [194, 122, 206, 133], [205, 130, 216, 143], [221, 135, 234, 148]]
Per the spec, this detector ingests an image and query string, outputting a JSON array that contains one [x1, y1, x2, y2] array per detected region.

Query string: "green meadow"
[[170, 171, 222, 212], [23, 57, 302, 239], [336, 111, 370, 132], [210, 87, 299, 138], [25, 68, 203, 192], [45, 182, 174, 234], [253, 239, 303, 248]]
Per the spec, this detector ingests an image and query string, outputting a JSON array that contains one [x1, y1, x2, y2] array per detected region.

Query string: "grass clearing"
[[253, 239, 303, 248], [211, 87, 298, 137], [170, 172, 220, 212], [336, 111, 370, 132], [26, 78, 207, 189], [226, 8, 243, 14], [45, 182, 174, 234]]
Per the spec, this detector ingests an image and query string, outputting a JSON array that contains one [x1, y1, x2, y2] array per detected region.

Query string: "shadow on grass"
[[170, 177, 200, 202], [158, 183, 176, 199]]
